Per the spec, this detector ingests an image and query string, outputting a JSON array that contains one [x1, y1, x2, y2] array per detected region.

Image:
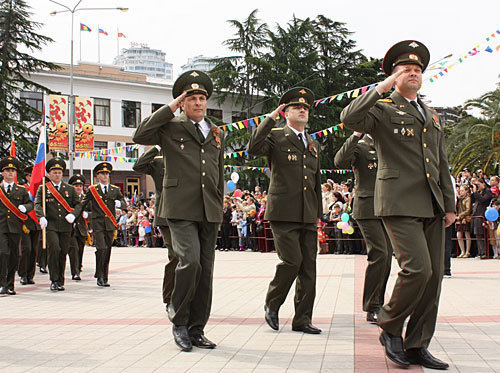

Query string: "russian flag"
[[28, 100, 47, 223], [99, 28, 108, 36]]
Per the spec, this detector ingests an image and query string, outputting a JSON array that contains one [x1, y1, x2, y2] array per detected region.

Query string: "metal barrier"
[[453, 215, 491, 259]]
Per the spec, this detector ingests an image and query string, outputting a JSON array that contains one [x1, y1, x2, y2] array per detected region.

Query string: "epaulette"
[[377, 98, 392, 103], [111, 185, 118, 189], [93, 183, 99, 187], [271, 127, 284, 131], [17, 184, 27, 189]]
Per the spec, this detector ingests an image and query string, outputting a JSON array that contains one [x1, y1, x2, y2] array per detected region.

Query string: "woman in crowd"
[[456, 184, 472, 258], [471, 178, 493, 258]]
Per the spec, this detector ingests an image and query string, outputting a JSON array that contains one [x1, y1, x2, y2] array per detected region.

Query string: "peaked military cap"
[[46, 158, 66, 173], [0, 156, 21, 172], [279, 87, 315, 109], [68, 174, 86, 185], [172, 70, 213, 99], [382, 40, 430, 75], [94, 162, 112, 174], [24, 166, 33, 174]]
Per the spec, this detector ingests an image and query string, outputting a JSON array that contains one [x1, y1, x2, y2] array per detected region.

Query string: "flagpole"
[[98, 24, 101, 63], [117, 27, 119, 57], [79, 25, 82, 62]]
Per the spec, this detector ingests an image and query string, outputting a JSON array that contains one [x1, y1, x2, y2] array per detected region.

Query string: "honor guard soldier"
[[247, 87, 323, 335], [132, 146, 176, 312], [18, 166, 42, 285], [341, 40, 456, 369], [133, 70, 224, 352], [81, 162, 126, 287], [68, 174, 89, 281], [0, 156, 33, 295], [35, 158, 82, 291], [334, 133, 392, 323]]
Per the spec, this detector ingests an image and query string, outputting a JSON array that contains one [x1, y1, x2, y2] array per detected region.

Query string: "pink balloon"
[[341, 222, 350, 231], [233, 189, 242, 198]]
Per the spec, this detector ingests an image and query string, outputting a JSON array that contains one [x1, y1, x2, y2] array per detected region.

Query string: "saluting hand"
[[168, 92, 187, 113], [269, 104, 286, 121], [376, 69, 405, 95]]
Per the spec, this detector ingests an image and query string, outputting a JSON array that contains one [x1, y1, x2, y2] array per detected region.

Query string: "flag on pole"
[[10, 130, 17, 183], [99, 28, 108, 36], [80, 23, 92, 32], [131, 189, 137, 206], [118, 32, 126, 38]]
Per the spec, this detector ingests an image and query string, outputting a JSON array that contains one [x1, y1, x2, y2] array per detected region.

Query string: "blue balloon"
[[341, 213, 350, 222], [227, 180, 236, 191], [485, 208, 499, 222]]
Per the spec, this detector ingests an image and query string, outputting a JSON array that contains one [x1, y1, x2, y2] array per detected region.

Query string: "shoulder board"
[[16, 184, 26, 189], [110, 185, 118, 189], [377, 98, 392, 103], [271, 127, 283, 131], [93, 184, 99, 187]]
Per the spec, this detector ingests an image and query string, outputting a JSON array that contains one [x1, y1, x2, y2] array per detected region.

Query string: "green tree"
[[0, 0, 58, 165]]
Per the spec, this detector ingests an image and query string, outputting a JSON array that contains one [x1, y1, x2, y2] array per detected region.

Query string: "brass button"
[[288, 149, 291, 152], [7, 216, 10, 219], [401, 120, 405, 124], [423, 128, 427, 133], [303, 165, 306, 169], [202, 172, 206, 176], [202, 184, 205, 188], [202, 160, 205, 164], [426, 158, 430, 163], [426, 173, 430, 178], [303, 187, 307, 190], [304, 176, 308, 180], [201, 149, 205, 153], [303, 155, 306, 158], [423, 143, 427, 148]]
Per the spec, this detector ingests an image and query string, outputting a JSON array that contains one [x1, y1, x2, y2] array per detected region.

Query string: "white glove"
[[39, 217, 48, 229], [155, 145, 161, 151], [115, 200, 121, 208], [82, 211, 89, 219], [18, 205, 27, 213], [65, 213, 76, 224]]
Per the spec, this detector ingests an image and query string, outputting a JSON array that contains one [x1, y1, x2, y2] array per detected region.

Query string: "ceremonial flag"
[[10, 131, 17, 183], [118, 32, 126, 38], [80, 23, 91, 32], [99, 28, 108, 36], [131, 189, 137, 206]]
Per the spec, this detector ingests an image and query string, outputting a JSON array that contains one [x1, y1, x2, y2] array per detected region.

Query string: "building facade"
[[180, 55, 217, 73], [113, 44, 174, 81]]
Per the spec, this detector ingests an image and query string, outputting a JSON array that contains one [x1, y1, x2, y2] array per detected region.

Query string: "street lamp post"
[[49, 0, 128, 177]]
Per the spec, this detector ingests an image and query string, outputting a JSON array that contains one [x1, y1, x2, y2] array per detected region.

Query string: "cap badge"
[[191, 83, 199, 89], [299, 97, 305, 103], [190, 71, 199, 77], [409, 54, 419, 61], [409, 41, 419, 48]]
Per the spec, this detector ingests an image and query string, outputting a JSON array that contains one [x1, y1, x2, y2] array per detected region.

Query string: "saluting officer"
[[18, 166, 42, 285], [133, 70, 224, 352], [0, 156, 33, 295], [68, 174, 89, 281], [35, 158, 82, 292], [80, 162, 126, 287], [247, 87, 323, 335], [340, 40, 456, 370], [132, 146, 176, 311], [334, 133, 392, 323]]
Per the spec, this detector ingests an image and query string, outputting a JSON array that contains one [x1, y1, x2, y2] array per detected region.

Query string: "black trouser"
[[220, 223, 231, 250], [70, 232, 86, 276], [46, 230, 72, 285], [0, 232, 21, 289], [19, 230, 41, 281], [93, 230, 114, 281], [444, 225, 453, 275], [37, 243, 47, 269]]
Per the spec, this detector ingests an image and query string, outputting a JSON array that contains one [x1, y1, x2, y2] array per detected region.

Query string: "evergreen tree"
[[0, 0, 58, 165]]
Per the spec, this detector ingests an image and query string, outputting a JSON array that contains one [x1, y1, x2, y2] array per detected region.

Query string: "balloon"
[[346, 226, 354, 235], [233, 189, 242, 198], [226, 180, 235, 191], [341, 213, 350, 222], [336, 222, 343, 229], [341, 222, 350, 231], [485, 207, 499, 222], [230, 172, 239, 184]]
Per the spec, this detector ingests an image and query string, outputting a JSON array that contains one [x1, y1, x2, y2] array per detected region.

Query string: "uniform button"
[[202, 184, 205, 188], [401, 120, 404, 124], [304, 176, 308, 180], [426, 158, 430, 163], [202, 160, 205, 164], [426, 173, 430, 178], [202, 172, 206, 176], [423, 128, 427, 133], [423, 143, 427, 148], [201, 149, 205, 153], [303, 155, 306, 158], [303, 165, 306, 169], [7, 216, 9, 219], [303, 187, 307, 191]]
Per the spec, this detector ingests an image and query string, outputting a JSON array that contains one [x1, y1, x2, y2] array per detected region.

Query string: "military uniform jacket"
[[334, 134, 378, 220], [23, 184, 40, 231], [73, 194, 88, 237], [0, 184, 33, 233], [132, 146, 168, 226], [132, 105, 225, 223], [35, 182, 83, 232], [81, 185, 126, 232], [247, 117, 322, 224], [340, 89, 456, 217]]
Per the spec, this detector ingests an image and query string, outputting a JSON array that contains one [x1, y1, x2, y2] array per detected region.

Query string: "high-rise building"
[[114, 43, 173, 80], [180, 55, 217, 73]]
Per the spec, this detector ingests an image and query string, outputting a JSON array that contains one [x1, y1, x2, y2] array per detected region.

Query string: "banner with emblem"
[[75, 97, 94, 151], [48, 94, 69, 151]]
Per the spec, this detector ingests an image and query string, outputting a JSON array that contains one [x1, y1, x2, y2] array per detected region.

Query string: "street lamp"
[[49, 0, 128, 177]]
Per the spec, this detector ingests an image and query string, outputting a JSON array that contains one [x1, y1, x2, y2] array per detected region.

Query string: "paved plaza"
[[1, 246, 500, 372]]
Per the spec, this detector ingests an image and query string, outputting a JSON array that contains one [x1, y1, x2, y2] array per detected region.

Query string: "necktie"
[[104, 186, 107, 194], [410, 101, 425, 121], [6, 185, 11, 194], [56, 185, 59, 191], [194, 122, 205, 143], [297, 133, 306, 151]]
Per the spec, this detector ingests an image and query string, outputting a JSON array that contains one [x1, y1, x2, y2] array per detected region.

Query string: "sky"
[[27, 0, 500, 108]]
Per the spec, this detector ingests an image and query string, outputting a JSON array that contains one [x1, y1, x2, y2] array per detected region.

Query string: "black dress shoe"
[[97, 278, 108, 287], [0, 286, 7, 295], [103, 280, 110, 287], [27, 278, 35, 285], [292, 323, 322, 334], [7, 288, 16, 295], [406, 347, 449, 370], [57, 283, 65, 291], [367, 310, 379, 323], [50, 282, 58, 291], [40, 267, 47, 273], [190, 334, 216, 349], [379, 330, 410, 367], [72, 275, 81, 281], [172, 325, 192, 352], [264, 305, 279, 331], [20, 277, 28, 285]]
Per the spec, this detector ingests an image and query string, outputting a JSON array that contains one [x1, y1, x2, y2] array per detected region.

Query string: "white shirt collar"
[[190, 119, 210, 138], [288, 126, 308, 146], [52, 182, 62, 188], [3, 181, 14, 189], [99, 183, 109, 192]]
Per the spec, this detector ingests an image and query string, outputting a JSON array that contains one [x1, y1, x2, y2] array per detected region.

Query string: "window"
[[126, 143, 138, 158], [94, 141, 108, 150], [20, 91, 43, 120], [94, 98, 110, 126], [207, 108, 223, 120], [122, 100, 141, 128], [152, 103, 164, 113]]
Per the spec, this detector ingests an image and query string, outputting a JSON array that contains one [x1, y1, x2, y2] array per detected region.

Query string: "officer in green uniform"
[[35, 158, 82, 291], [247, 87, 322, 335], [68, 174, 89, 281], [0, 156, 33, 295], [80, 162, 126, 287], [132, 145, 176, 311], [133, 70, 224, 352], [334, 133, 392, 323], [340, 40, 456, 369], [18, 166, 42, 285]]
